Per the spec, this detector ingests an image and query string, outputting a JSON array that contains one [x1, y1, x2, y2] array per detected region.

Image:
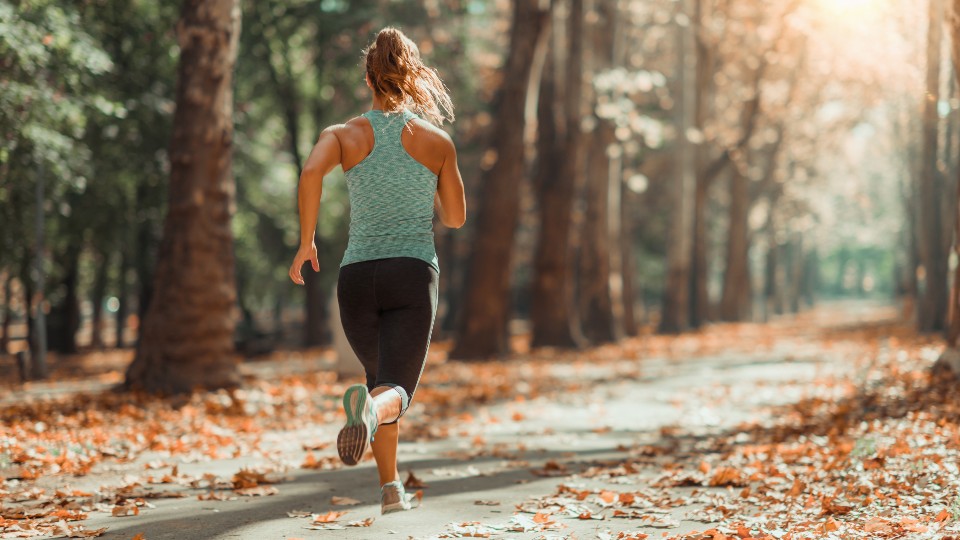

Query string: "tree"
[[579, 0, 624, 344], [125, 0, 242, 393], [934, 0, 960, 374], [530, 0, 585, 349], [659, 0, 697, 334], [450, 0, 551, 359], [918, 0, 949, 334]]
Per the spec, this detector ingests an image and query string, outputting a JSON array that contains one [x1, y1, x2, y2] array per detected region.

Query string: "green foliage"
[[0, 0, 114, 292]]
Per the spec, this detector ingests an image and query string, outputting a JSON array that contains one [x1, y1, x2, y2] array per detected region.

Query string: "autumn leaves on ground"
[[0, 303, 956, 540]]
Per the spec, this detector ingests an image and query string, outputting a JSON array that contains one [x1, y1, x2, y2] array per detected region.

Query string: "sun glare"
[[814, 0, 880, 18]]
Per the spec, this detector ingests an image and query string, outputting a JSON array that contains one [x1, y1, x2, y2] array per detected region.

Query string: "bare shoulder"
[[325, 117, 370, 143], [410, 118, 455, 152]]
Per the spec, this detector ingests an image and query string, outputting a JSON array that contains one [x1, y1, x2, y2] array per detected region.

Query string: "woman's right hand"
[[289, 243, 320, 285]]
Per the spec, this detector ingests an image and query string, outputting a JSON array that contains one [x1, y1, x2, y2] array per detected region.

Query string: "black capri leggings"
[[337, 256, 439, 422]]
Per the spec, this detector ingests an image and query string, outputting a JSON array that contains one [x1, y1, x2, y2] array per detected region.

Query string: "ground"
[[1, 302, 958, 540]]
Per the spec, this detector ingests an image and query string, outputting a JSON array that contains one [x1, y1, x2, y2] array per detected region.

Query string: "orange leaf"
[[599, 491, 617, 504], [405, 471, 428, 489], [819, 518, 838, 533], [533, 512, 551, 523], [111, 503, 139, 517], [312, 510, 347, 523]]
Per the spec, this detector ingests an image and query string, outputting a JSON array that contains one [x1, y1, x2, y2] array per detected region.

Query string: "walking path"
[[6, 302, 953, 540]]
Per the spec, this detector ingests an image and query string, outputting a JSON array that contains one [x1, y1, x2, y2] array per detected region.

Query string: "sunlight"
[[813, 0, 881, 19]]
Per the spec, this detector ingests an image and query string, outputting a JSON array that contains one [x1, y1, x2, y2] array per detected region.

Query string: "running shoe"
[[380, 480, 414, 514], [337, 384, 378, 466]]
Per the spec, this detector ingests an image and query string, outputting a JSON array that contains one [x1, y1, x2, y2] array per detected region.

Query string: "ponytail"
[[364, 27, 455, 125]]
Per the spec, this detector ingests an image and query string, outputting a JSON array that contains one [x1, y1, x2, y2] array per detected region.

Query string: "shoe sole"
[[381, 501, 412, 514], [337, 384, 371, 466]]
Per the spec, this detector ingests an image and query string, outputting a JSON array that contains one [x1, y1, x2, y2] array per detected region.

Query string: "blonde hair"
[[364, 27, 454, 125]]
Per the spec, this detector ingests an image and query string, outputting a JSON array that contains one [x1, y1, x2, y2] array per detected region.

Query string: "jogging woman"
[[288, 27, 466, 514]]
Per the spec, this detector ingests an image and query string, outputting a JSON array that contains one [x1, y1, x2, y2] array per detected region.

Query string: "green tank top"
[[340, 109, 440, 273]]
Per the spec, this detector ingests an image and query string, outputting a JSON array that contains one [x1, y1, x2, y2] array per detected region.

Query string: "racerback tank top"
[[340, 109, 440, 273]]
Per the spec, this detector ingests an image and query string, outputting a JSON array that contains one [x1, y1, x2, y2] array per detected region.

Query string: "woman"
[[288, 27, 466, 514]]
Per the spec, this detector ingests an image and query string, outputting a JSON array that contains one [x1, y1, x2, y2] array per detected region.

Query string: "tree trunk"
[[20, 256, 34, 363], [690, 178, 710, 327], [719, 171, 751, 321], [621, 186, 638, 337], [450, 0, 550, 359], [762, 209, 779, 321], [945, 0, 960, 348], [115, 248, 129, 348], [659, 0, 697, 334], [1, 273, 11, 355], [580, 122, 619, 343], [90, 248, 111, 349], [918, 0, 948, 333], [48, 244, 82, 354], [689, 0, 714, 329], [135, 182, 156, 341], [125, 0, 242, 393], [530, 7, 585, 349], [788, 233, 804, 314], [578, 0, 622, 344]]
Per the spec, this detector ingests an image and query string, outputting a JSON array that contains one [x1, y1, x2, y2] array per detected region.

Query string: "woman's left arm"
[[289, 126, 343, 285]]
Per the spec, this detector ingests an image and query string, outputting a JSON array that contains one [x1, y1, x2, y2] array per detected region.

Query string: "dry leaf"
[[312, 510, 347, 523]]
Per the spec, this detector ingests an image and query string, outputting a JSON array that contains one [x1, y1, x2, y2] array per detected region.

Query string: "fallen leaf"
[[312, 510, 347, 523], [405, 471, 428, 489], [111, 503, 139, 517], [235, 486, 278, 497]]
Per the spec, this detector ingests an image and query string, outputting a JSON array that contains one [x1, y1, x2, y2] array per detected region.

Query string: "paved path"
[[71, 333, 856, 540]]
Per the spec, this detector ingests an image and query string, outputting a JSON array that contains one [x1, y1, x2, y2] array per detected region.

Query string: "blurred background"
[[0, 0, 955, 384]]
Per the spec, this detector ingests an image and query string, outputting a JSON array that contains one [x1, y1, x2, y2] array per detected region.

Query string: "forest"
[[2, 0, 960, 539], [1, 0, 957, 378]]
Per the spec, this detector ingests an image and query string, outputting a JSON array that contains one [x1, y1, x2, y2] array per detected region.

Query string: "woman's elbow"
[[444, 213, 466, 229]]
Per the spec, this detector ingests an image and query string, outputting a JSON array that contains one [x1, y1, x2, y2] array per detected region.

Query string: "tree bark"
[[621, 184, 638, 336], [718, 170, 751, 321], [945, 0, 960, 347], [450, 0, 550, 359], [1, 273, 11, 355], [580, 122, 619, 342], [690, 176, 710, 327], [659, 0, 697, 334], [919, 0, 948, 333], [49, 244, 82, 354], [135, 181, 156, 342], [530, 6, 585, 349], [689, 0, 714, 329], [579, 0, 623, 344], [125, 0, 242, 393], [90, 248, 111, 349], [115, 248, 129, 348]]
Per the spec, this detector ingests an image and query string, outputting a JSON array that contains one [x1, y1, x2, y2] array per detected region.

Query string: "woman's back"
[[338, 109, 443, 273]]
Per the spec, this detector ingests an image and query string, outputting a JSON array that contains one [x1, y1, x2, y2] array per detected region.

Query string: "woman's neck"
[[371, 94, 387, 111]]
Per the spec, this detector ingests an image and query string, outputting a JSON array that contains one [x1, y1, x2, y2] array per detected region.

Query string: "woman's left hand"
[[289, 243, 320, 285]]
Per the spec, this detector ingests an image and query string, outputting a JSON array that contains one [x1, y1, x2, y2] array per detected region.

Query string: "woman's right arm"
[[435, 135, 466, 229], [289, 126, 342, 285]]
